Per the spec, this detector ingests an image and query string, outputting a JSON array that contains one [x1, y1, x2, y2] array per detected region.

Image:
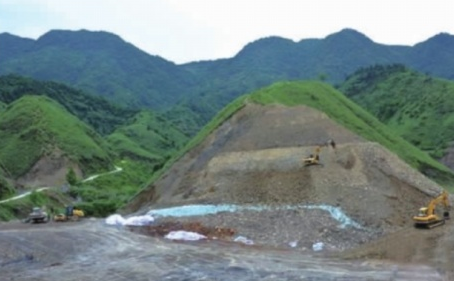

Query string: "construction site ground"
[[1, 104, 453, 280]]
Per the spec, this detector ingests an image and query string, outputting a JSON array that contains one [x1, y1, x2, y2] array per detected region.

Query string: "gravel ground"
[[146, 207, 383, 252]]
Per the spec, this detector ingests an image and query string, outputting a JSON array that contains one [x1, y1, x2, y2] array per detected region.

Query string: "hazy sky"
[[1, 0, 453, 64]]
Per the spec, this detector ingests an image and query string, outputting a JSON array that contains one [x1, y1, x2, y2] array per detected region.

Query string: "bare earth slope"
[[127, 104, 442, 223]]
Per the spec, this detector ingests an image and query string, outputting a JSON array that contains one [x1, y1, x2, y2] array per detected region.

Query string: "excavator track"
[[414, 219, 445, 229]]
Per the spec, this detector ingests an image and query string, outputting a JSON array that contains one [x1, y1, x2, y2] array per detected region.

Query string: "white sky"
[[1, 0, 453, 64]]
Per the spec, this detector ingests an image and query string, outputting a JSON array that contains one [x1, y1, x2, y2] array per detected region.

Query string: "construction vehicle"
[[413, 190, 450, 229], [54, 206, 85, 222], [27, 207, 49, 223], [302, 139, 337, 167], [303, 146, 322, 166]]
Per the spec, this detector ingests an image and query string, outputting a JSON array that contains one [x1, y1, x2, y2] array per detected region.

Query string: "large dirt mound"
[[127, 104, 441, 212], [124, 103, 446, 254]]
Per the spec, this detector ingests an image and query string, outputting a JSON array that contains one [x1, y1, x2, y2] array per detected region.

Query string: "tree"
[[66, 168, 78, 186]]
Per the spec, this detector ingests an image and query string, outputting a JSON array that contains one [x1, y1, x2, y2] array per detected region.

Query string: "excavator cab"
[[417, 207, 428, 217]]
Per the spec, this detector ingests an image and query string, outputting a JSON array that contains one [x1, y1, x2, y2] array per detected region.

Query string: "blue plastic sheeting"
[[302, 205, 362, 229], [148, 204, 239, 217], [147, 204, 362, 229]]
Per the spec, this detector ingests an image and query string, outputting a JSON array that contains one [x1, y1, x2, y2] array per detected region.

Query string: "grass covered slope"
[[107, 110, 189, 163], [0, 95, 113, 178], [0, 75, 137, 136]]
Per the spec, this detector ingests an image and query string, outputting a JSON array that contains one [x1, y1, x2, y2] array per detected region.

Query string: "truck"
[[27, 207, 49, 223]]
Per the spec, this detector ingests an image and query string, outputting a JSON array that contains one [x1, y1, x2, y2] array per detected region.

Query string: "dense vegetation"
[[0, 30, 199, 109], [2, 29, 454, 138], [339, 64, 454, 162], [107, 110, 189, 163]]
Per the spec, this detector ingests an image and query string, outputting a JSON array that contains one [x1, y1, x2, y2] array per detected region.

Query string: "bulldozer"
[[54, 206, 85, 222], [413, 190, 450, 229]]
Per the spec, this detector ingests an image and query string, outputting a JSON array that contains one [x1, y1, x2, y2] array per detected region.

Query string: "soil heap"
[[123, 104, 446, 251]]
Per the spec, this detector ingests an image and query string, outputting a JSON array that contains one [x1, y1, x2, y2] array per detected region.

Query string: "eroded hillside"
[[126, 104, 443, 229]]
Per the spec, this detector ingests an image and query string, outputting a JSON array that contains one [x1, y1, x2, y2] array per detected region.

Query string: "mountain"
[[124, 80, 451, 215], [0, 74, 138, 135], [2, 28, 454, 140], [0, 32, 34, 62], [179, 29, 452, 131], [410, 33, 454, 79], [0, 95, 114, 187], [0, 30, 199, 109], [339, 64, 454, 171]]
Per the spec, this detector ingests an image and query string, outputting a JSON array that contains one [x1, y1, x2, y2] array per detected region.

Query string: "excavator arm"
[[426, 191, 449, 215]]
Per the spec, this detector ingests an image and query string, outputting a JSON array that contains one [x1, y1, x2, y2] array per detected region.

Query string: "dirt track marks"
[[0, 220, 446, 281]]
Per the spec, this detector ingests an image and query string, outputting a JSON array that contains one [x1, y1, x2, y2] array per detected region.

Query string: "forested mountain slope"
[[2, 28, 454, 134], [0, 30, 199, 109], [339, 64, 454, 170]]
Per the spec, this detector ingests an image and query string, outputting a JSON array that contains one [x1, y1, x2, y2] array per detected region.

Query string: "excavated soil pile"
[[125, 104, 448, 255]]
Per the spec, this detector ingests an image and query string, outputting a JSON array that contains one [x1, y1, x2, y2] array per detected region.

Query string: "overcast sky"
[[1, 0, 453, 64]]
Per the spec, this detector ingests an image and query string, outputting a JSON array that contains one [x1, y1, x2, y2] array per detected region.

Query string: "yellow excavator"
[[302, 140, 336, 167], [413, 190, 450, 229], [303, 146, 322, 166], [54, 206, 85, 222]]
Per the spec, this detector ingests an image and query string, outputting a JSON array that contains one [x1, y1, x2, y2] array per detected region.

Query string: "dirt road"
[[0, 219, 447, 281], [340, 218, 454, 280]]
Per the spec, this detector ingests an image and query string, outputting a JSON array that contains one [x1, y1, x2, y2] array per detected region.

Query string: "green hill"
[[339, 65, 454, 165], [0, 75, 137, 135], [107, 110, 189, 164], [0, 95, 114, 178]]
